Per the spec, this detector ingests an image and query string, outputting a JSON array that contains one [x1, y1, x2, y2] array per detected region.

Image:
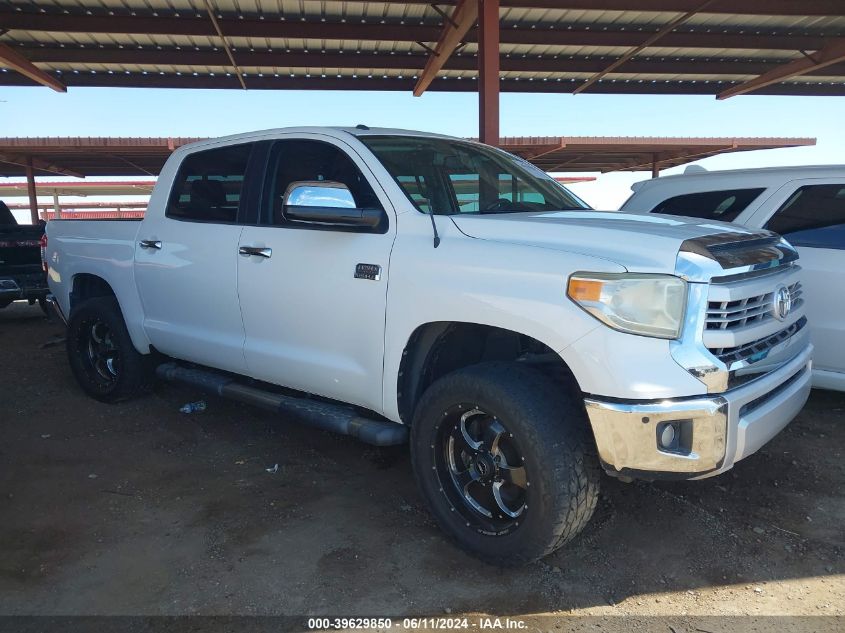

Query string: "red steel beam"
[[429, 0, 845, 14], [717, 38, 845, 99], [1, 70, 844, 97], [25, 158, 39, 224], [0, 42, 65, 91], [3, 10, 838, 51], [477, 0, 500, 146], [17, 45, 845, 77], [413, 0, 478, 96]]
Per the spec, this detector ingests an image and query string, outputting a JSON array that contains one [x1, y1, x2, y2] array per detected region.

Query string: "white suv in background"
[[621, 165, 845, 391]]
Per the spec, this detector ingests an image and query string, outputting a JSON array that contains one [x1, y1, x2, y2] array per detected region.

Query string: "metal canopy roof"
[[0, 137, 201, 177], [0, 135, 815, 178], [1, 1, 845, 97], [498, 136, 817, 172], [0, 180, 156, 196]]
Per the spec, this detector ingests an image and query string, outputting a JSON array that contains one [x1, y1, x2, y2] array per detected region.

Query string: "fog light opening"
[[656, 421, 681, 452]]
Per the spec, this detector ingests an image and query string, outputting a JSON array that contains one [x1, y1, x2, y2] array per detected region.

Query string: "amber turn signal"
[[567, 277, 603, 302]]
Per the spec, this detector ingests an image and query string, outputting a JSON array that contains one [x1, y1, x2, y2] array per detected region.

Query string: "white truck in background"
[[44, 128, 812, 564], [621, 165, 844, 391]]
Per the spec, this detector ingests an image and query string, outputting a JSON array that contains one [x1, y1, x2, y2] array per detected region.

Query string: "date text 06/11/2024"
[[306, 617, 528, 630]]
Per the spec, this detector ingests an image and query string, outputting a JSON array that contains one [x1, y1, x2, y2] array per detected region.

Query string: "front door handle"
[[139, 240, 162, 250], [239, 246, 272, 258]]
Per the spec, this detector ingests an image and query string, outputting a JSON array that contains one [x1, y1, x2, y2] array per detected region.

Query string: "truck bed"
[[46, 218, 144, 324]]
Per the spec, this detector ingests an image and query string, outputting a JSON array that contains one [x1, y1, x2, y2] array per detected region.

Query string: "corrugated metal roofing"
[[1, 1, 845, 95]]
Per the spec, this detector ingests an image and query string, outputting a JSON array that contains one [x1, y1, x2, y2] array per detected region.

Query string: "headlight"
[[567, 273, 687, 339]]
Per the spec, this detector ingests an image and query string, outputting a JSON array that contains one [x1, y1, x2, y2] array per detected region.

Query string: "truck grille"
[[706, 282, 803, 331], [702, 263, 805, 369], [710, 316, 807, 365]]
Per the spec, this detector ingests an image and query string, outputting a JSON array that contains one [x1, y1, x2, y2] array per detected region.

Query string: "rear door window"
[[166, 143, 253, 223], [650, 188, 765, 222], [766, 184, 845, 250]]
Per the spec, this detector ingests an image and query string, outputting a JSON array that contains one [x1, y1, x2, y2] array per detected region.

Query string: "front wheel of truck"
[[66, 296, 152, 403], [411, 362, 600, 565]]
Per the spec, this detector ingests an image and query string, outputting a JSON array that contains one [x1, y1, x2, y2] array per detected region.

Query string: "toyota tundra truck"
[[44, 127, 813, 564]]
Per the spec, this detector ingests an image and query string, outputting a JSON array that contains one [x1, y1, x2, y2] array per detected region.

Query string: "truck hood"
[[450, 210, 757, 274]]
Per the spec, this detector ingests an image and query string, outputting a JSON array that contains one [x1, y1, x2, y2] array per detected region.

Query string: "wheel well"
[[70, 274, 115, 311], [397, 322, 580, 424]]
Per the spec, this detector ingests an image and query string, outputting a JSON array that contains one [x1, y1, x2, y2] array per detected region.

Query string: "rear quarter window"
[[650, 188, 766, 222]]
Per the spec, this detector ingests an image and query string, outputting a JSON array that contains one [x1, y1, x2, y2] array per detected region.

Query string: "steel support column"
[[52, 190, 62, 219], [25, 157, 38, 224], [477, 0, 500, 146]]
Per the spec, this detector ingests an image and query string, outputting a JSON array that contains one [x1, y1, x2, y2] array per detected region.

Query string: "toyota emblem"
[[773, 285, 792, 321]]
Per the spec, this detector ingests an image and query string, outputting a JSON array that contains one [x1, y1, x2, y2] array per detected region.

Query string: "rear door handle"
[[239, 246, 272, 258], [139, 240, 162, 250]]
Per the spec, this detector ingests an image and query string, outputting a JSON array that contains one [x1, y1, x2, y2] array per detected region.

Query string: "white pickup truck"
[[45, 127, 813, 564]]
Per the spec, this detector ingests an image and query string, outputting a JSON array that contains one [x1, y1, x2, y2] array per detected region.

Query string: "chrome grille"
[[710, 317, 807, 365], [706, 282, 802, 331]]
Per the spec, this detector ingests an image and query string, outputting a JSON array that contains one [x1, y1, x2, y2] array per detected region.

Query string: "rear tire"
[[66, 296, 152, 402], [411, 362, 600, 565]]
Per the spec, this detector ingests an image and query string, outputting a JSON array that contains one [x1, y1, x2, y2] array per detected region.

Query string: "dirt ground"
[[1, 302, 843, 626]]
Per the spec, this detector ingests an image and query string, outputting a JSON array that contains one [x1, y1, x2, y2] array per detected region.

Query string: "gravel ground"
[[0, 301, 843, 628]]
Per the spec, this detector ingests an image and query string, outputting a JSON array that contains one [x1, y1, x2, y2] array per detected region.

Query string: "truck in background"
[[0, 200, 49, 313]]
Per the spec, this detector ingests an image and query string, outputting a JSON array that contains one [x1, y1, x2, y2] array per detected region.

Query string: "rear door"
[[134, 142, 258, 373], [236, 135, 395, 411], [749, 180, 845, 376]]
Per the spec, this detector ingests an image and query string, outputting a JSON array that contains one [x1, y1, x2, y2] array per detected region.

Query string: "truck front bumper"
[[584, 343, 812, 480]]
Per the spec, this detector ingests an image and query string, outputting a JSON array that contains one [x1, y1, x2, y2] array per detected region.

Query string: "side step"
[[156, 363, 408, 446]]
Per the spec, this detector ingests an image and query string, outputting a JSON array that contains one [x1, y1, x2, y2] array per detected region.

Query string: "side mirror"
[[283, 181, 386, 230]]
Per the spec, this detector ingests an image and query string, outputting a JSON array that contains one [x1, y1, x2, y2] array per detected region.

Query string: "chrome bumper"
[[584, 343, 813, 479]]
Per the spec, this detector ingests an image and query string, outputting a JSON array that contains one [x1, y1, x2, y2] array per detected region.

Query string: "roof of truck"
[[337, 126, 459, 140]]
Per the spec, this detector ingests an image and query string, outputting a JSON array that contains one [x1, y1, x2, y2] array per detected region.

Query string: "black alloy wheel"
[[437, 405, 529, 535]]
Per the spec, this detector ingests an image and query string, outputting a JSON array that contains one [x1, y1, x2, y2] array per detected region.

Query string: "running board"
[[156, 363, 408, 446]]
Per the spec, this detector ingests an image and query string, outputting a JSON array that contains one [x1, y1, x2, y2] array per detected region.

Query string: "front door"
[[237, 136, 395, 412]]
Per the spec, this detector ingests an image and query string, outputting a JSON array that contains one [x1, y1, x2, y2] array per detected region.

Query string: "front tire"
[[411, 362, 600, 565], [66, 296, 152, 402]]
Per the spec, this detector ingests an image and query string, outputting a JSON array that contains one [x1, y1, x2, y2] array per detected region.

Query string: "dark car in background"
[[0, 200, 49, 313]]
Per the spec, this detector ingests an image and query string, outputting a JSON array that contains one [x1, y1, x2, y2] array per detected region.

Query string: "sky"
[[2, 86, 844, 222]]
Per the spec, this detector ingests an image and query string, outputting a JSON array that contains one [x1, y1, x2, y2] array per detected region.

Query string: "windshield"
[[360, 135, 590, 215]]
